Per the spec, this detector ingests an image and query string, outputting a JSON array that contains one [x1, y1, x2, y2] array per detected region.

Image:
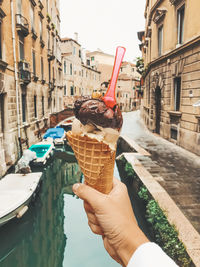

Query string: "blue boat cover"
[[43, 127, 65, 140]]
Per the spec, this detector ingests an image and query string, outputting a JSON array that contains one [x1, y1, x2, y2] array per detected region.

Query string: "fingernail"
[[73, 183, 80, 192]]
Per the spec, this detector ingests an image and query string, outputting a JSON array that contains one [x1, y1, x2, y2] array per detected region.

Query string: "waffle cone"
[[66, 131, 116, 194]]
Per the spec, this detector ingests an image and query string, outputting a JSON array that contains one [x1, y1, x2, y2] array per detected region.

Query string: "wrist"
[[117, 226, 149, 266]]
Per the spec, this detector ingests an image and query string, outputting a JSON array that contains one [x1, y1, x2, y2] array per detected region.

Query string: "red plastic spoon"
[[102, 46, 126, 108]]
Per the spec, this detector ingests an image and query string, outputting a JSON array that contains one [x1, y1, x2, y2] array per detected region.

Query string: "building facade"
[[86, 50, 115, 84], [117, 62, 141, 111], [61, 37, 101, 108], [139, 0, 200, 155], [0, 0, 63, 177]]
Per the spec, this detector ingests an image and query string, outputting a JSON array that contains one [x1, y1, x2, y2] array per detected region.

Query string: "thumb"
[[73, 183, 104, 208]]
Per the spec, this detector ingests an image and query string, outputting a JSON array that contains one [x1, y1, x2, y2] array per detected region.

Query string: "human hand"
[[73, 178, 149, 266]]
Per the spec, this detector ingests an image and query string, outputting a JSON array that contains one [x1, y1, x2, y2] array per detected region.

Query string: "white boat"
[[29, 140, 54, 165], [0, 172, 42, 226], [58, 116, 74, 132]]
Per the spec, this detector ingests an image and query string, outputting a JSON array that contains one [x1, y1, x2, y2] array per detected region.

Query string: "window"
[[120, 67, 123, 72], [177, 5, 185, 45], [59, 70, 61, 83], [0, 95, 4, 132], [171, 127, 177, 140], [39, 18, 43, 40], [73, 47, 76, 55], [87, 59, 90, 66], [41, 57, 44, 80], [30, 5, 35, 32], [0, 22, 2, 60], [174, 77, 181, 111], [48, 61, 51, 83], [42, 96, 44, 116], [79, 49, 81, 58], [52, 66, 55, 80], [17, 0, 22, 14], [46, 0, 49, 12], [70, 63, 72, 75], [19, 35, 24, 60], [64, 85, 67, 96], [158, 25, 163, 56], [34, 95, 37, 118], [22, 93, 26, 122], [64, 61, 67, 74], [132, 68, 135, 72], [70, 86, 74, 96], [0, 8, 6, 60], [32, 50, 36, 76], [91, 56, 94, 61], [48, 31, 50, 49]]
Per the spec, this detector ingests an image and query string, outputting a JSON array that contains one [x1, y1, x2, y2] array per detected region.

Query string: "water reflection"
[[0, 153, 82, 267]]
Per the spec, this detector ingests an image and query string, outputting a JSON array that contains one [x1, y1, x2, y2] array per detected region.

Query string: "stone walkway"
[[121, 111, 200, 235]]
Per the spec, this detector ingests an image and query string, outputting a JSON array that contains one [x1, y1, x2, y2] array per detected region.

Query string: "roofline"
[[61, 37, 81, 47], [86, 51, 114, 58], [81, 64, 101, 74]]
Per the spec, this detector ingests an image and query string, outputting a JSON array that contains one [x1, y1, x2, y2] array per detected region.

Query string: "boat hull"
[[0, 172, 42, 227]]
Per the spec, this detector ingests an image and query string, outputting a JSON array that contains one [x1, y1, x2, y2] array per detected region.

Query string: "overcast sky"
[[60, 0, 146, 62]]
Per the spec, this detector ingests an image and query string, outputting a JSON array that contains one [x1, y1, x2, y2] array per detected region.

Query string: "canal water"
[[0, 151, 120, 267]]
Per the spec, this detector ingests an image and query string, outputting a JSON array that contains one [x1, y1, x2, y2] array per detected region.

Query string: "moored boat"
[[0, 172, 42, 227], [43, 127, 65, 145], [29, 140, 54, 165]]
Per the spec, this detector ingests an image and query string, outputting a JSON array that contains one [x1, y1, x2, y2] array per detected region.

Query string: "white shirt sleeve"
[[127, 242, 179, 267]]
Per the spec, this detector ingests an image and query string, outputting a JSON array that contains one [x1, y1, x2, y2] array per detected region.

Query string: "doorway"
[[155, 86, 161, 134]]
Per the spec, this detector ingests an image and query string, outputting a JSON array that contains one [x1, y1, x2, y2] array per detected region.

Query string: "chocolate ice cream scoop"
[[74, 97, 123, 130]]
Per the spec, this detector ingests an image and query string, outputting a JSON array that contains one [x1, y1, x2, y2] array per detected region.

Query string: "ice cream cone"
[[66, 131, 116, 194]]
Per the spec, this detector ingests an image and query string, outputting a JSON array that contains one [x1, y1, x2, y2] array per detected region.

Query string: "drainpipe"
[[10, 0, 22, 157]]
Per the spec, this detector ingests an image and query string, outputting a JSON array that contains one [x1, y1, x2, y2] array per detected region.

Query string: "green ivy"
[[138, 185, 150, 202], [124, 162, 134, 177], [138, 187, 192, 266]]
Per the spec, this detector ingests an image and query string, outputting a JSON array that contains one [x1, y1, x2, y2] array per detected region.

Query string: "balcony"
[[47, 49, 55, 61], [29, 0, 36, 7], [16, 14, 29, 37], [18, 61, 31, 85], [38, 0, 44, 9], [0, 59, 8, 70]]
